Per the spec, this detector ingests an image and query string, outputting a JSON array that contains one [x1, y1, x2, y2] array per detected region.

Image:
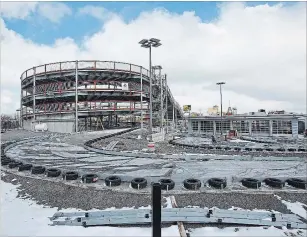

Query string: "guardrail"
[[21, 61, 150, 81]]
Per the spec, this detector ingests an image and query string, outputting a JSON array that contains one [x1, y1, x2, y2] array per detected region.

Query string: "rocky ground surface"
[[2, 171, 307, 212]]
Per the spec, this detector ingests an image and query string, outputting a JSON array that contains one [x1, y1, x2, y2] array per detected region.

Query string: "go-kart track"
[[2, 128, 307, 235], [2, 128, 307, 194]]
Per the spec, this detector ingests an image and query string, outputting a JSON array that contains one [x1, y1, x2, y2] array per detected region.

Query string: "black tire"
[[159, 178, 175, 190], [255, 148, 263, 152], [63, 171, 79, 180], [215, 146, 222, 150], [183, 178, 201, 190], [105, 175, 121, 187], [8, 161, 22, 169], [208, 178, 227, 189], [298, 148, 306, 152], [18, 164, 33, 171], [131, 177, 147, 189], [1, 158, 11, 165], [82, 174, 99, 183], [234, 147, 241, 151], [241, 178, 261, 189], [266, 148, 273, 152], [208, 146, 214, 150], [31, 166, 46, 174], [46, 168, 61, 177], [277, 148, 285, 152], [288, 148, 296, 152], [286, 178, 307, 189], [224, 147, 231, 151], [264, 178, 285, 188], [245, 148, 252, 151]]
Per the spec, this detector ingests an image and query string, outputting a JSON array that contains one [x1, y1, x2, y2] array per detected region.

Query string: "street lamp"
[[139, 38, 162, 140], [152, 65, 163, 131], [216, 82, 225, 136]]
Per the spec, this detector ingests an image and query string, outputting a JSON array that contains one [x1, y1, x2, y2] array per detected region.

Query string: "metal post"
[[75, 60, 79, 133], [160, 70, 163, 131], [33, 67, 36, 127], [140, 67, 143, 129], [173, 105, 175, 130], [219, 84, 223, 136], [149, 45, 153, 139], [20, 79, 23, 129], [165, 75, 168, 133], [152, 183, 161, 237]]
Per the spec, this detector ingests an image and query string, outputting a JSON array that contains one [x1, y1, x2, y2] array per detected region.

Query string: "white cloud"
[[0, 2, 71, 23], [37, 2, 72, 23], [0, 2, 306, 115], [0, 2, 38, 19], [78, 5, 115, 21]]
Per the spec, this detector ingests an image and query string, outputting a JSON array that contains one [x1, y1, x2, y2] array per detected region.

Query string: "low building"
[[187, 114, 306, 137]]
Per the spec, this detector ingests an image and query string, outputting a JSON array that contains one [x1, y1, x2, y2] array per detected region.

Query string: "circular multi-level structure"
[[21, 60, 152, 133]]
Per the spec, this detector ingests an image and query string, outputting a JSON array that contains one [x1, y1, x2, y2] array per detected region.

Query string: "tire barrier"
[[18, 164, 33, 171], [264, 178, 285, 188], [63, 171, 79, 180], [8, 161, 22, 169], [241, 178, 261, 189], [159, 178, 175, 191], [183, 178, 201, 190], [84, 127, 137, 149], [105, 175, 121, 187], [1, 158, 11, 165], [286, 178, 307, 189], [31, 166, 46, 175], [277, 148, 286, 152], [131, 177, 147, 190], [169, 138, 307, 154], [208, 178, 227, 189], [46, 168, 61, 177], [81, 174, 99, 183]]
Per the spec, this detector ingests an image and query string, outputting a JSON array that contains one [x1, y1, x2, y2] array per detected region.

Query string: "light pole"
[[139, 38, 162, 141], [152, 65, 163, 131], [216, 82, 225, 136]]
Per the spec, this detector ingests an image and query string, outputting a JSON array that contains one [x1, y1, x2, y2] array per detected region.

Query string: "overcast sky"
[[1, 1, 306, 115]]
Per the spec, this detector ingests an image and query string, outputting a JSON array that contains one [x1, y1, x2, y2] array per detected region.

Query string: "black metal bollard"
[[152, 182, 161, 237]]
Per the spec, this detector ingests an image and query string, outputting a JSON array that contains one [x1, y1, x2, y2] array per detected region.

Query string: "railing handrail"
[[20, 60, 150, 81]]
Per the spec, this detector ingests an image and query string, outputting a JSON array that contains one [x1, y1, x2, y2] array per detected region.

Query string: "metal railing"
[[21, 60, 150, 81]]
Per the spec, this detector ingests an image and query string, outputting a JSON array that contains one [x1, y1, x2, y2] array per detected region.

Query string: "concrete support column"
[[269, 120, 273, 136], [291, 119, 298, 138], [229, 120, 233, 130], [249, 120, 252, 136], [213, 121, 216, 136], [198, 121, 201, 134], [188, 120, 192, 134]]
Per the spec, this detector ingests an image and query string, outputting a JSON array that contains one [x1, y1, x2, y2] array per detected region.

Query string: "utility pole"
[[216, 82, 225, 136]]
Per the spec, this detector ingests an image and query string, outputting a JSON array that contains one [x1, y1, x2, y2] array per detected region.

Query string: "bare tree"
[[1, 114, 19, 130]]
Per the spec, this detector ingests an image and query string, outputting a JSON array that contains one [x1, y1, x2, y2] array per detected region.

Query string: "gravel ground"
[[2, 171, 307, 213]]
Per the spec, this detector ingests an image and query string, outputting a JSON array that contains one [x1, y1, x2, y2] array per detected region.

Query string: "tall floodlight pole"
[[75, 60, 79, 133], [152, 65, 163, 131], [216, 82, 225, 136], [139, 38, 162, 141]]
